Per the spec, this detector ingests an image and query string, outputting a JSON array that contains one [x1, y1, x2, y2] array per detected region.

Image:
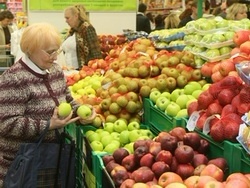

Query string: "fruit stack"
[[101, 127, 235, 187], [183, 17, 235, 65]]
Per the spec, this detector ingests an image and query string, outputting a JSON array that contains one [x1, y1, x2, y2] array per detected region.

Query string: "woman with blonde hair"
[[63, 4, 102, 69], [164, 13, 180, 29], [226, 3, 248, 20]]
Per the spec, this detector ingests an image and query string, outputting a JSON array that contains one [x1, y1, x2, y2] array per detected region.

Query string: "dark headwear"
[[138, 3, 147, 13]]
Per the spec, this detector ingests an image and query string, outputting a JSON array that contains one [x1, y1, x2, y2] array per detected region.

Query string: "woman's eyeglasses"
[[42, 49, 62, 59]]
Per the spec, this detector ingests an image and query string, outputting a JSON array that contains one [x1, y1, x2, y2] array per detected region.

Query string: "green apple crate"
[[142, 97, 187, 133]]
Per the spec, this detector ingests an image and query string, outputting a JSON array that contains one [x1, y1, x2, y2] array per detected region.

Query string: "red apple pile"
[[103, 127, 230, 187], [231, 30, 250, 64], [98, 34, 128, 58], [188, 75, 250, 142]]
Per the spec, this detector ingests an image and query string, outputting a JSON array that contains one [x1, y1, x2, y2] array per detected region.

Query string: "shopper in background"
[[218, 0, 239, 18], [0, 10, 14, 64], [179, 0, 193, 20], [0, 22, 95, 187], [136, 3, 151, 34], [63, 4, 102, 70], [178, 0, 200, 28], [154, 14, 165, 30], [226, 3, 248, 20], [165, 12, 180, 29], [146, 12, 156, 31]]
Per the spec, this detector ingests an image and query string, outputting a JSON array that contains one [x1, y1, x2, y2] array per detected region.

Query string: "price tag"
[[186, 111, 201, 131]]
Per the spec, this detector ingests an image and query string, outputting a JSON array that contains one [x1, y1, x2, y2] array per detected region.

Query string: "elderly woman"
[[0, 22, 95, 187]]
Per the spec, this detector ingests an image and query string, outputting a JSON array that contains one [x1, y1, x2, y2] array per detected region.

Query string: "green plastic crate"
[[195, 129, 240, 177], [80, 124, 157, 188], [142, 97, 187, 132], [231, 143, 250, 173]]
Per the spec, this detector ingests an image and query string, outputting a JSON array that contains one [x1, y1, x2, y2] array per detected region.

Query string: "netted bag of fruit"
[[209, 76, 243, 99]]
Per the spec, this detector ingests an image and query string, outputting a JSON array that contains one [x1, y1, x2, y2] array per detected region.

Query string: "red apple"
[[132, 166, 155, 183], [111, 165, 130, 187], [121, 154, 137, 172], [183, 132, 201, 151], [205, 102, 223, 117], [225, 179, 250, 188], [102, 155, 114, 166], [184, 175, 200, 188], [187, 100, 199, 117], [193, 164, 207, 176], [196, 139, 210, 154], [176, 163, 195, 180], [169, 127, 187, 141], [240, 41, 250, 54], [140, 153, 155, 168], [113, 148, 130, 164], [175, 145, 194, 164], [217, 89, 238, 106], [120, 178, 135, 188], [219, 59, 235, 76], [200, 164, 224, 182], [106, 161, 120, 174], [226, 172, 250, 187], [149, 141, 162, 157], [160, 134, 178, 154], [208, 157, 228, 173], [155, 131, 171, 142], [196, 175, 217, 188], [134, 145, 149, 163], [152, 161, 170, 179], [158, 172, 183, 187], [155, 150, 173, 166], [233, 30, 250, 47], [197, 90, 214, 110], [192, 153, 209, 168]]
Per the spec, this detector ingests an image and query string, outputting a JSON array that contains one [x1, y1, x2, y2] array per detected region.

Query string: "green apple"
[[101, 135, 114, 147], [165, 102, 181, 117], [188, 81, 202, 90], [149, 90, 162, 104], [90, 140, 103, 152], [223, 31, 235, 40], [140, 129, 154, 139], [170, 88, 184, 102], [202, 83, 211, 91], [211, 33, 226, 43], [219, 46, 232, 55], [176, 94, 190, 109], [186, 98, 197, 109], [206, 48, 220, 57], [160, 91, 171, 99], [127, 121, 140, 131], [58, 102, 72, 117], [85, 130, 95, 139], [113, 119, 127, 133], [110, 140, 120, 148], [105, 114, 118, 123], [103, 122, 114, 133], [111, 132, 120, 141], [103, 143, 119, 154], [119, 130, 130, 146], [124, 142, 134, 154], [129, 130, 142, 142], [77, 105, 92, 119], [88, 132, 101, 143], [216, 19, 228, 28], [156, 96, 171, 111], [92, 116, 103, 128], [97, 130, 110, 138], [176, 109, 188, 118], [192, 89, 203, 99], [184, 82, 201, 95]]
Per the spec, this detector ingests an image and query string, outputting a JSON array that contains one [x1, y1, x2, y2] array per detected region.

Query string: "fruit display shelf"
[[142, 97, 187, 132], [80, 124, 157, 188]]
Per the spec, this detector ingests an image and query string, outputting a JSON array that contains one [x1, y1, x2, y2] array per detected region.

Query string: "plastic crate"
[[65, 124, 85, 188], [230, 143, 250, 173], [195, 129, 240, 176], [142, 97, 187, 133], [81, 124, 158, 188]]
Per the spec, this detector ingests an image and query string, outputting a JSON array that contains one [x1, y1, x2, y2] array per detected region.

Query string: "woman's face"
[[235, 10, 248, 20], [29, 46, 59, 70], [64, 9, 79, 28]]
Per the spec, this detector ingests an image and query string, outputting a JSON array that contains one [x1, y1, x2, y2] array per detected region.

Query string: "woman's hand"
[[79, 107, 96, 125], [49, 107, 80, 130]]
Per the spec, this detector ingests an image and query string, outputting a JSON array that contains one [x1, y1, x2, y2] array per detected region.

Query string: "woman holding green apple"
[[0, 22, 95, 187]]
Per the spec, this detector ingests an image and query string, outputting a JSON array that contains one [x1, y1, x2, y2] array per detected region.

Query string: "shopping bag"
[[3, 128, 75, 188]]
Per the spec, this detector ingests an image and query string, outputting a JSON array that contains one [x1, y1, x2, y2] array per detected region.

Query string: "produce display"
[[60, 17, 250, 188]]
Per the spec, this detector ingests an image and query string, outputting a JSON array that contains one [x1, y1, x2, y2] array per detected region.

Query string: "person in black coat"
[[136, 3, 151, 34]]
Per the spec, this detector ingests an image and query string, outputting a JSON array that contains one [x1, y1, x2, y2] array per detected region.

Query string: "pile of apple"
[[187, 75, 250, 142], [85, 118, 154, 154], [149, 80, 210, 118], [102, 126, 231, 187], [98, 34, 127, 58]]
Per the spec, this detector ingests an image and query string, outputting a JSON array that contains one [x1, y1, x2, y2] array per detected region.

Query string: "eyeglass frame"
[[42, 49, 62, 59]]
